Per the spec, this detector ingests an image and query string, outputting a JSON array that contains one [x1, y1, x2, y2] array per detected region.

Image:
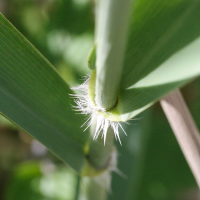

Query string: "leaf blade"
[[0, 13, 88, 172], [122, 0, 200, 89], [119, 36, 200, 121]]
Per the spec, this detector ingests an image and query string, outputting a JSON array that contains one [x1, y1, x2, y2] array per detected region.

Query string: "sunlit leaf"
[[117, 0, 200, 121]]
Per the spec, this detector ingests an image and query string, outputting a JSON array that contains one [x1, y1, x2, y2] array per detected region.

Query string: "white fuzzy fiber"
[[71, 76, 126, 145]]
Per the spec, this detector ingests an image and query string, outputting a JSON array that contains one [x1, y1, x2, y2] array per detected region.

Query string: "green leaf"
[[116, 0, 200, 121], [119, 37, 200, 121], [0, 13, 89, 172], [122, 0, 200, 88]]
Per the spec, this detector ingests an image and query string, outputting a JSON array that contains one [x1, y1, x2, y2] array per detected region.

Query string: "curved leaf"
[[119, 37, 200, 121], [121, 0, 200, 88], [117, 0, 200, 121], [0, 13, 89, 172]]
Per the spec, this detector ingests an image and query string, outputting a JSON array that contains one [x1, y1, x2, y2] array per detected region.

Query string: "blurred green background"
[[0, 0, 199, 199]]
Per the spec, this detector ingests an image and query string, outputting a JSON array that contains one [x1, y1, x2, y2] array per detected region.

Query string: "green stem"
[[79, 122, 115, 200], [88, 118, 114, 169], [83, 177, 108, 200], [95, 0, 131, 109]]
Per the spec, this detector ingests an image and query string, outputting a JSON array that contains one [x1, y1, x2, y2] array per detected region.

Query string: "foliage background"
[[0, 0, 199, 199]]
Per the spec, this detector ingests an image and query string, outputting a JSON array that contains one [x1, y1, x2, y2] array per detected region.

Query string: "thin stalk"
[[79, 176, 108, 200], [80, 121, 115, 200], [88, 118, 114, 169], [160, 90, 200, 188], [95, 0, 131, 109]]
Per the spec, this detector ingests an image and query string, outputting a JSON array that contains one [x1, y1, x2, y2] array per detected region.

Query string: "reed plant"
[[0, 0, 200, 199]]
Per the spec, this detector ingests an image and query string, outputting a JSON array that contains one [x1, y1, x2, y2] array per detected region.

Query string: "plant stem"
[[160, 89, 200, 188], [86, 177, 108, 200], [80, 1, 132, 198], [80, 121, 115, 200], [80, 175, 108, 200], [95, 0, 131, 109], [88, 117, 114, 170]]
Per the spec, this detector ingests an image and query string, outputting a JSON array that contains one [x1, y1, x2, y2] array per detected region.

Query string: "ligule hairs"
[[71, 75, 126, 145]]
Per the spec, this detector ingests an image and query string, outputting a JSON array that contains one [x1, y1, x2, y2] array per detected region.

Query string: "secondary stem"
[[88, 118, 114, 169], [81, 120, 115, 200], [80, 176, 108, 200], [85, 178, 107, 200], [160, 89, 200, 188]]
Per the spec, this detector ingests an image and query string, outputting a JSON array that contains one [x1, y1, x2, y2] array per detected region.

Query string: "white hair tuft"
[[71, 76, 126, 145]]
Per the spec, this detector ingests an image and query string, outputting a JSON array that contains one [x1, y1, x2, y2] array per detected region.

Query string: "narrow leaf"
[[0, 13, 89, 172], [119, 37, 200, 121], [121, 0, 200, 89]]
